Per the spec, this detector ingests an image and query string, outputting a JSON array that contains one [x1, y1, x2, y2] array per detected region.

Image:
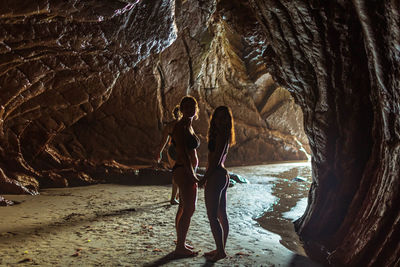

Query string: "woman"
[[155, 105, 181, 204], [171, 96, 200, 256], [199, 106, 235, 262]]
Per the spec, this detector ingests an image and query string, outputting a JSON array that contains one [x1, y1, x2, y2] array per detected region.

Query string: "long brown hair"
[[207, 106, 236, 146]]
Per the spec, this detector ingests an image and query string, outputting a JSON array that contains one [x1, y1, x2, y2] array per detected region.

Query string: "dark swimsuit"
[[172, 132, 200, 171]]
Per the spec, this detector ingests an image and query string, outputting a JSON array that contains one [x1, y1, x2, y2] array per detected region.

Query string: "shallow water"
[[0, 161, 317, 266], [230, 160, 312, 254]]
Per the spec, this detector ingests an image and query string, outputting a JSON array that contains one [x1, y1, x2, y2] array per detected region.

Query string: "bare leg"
[[204, 168, 228, 261], [174, 195, 193, 250], [175, 195, 183, 235], [218, 174, 229, 246], [175, 182, 179, 200], [170, 180, 179, 205], [175, 179, 197, 256], [168, 157, 179, 204]]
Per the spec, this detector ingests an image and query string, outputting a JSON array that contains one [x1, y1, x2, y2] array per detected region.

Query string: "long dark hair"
[[207, 106, 236, 146]]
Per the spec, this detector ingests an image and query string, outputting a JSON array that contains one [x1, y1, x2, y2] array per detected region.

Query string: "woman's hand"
[[185, 168, 199, 183], [198, 177, 206, 188], [191, 172, 200, 183], [155, 151, 162, 163], [198, 171, 210, 188]]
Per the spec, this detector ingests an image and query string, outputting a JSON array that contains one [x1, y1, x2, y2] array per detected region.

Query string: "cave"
[[0, 0, 399, 266]]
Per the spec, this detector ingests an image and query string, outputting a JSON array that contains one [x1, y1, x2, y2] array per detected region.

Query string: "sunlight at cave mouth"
[[259, 85, 311, 162]]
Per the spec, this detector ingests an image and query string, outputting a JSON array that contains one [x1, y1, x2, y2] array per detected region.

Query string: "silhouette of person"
[[199, 106, 235, 262], [170, 96, 200, 257], [156, 105, 181, 204]]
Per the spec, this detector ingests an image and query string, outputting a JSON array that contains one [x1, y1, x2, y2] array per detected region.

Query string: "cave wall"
[[246, 0, 400, 266], [3, 0, 397, 266], [54, 0, 309, 168], [0, 0, 178, 194], [0, 0, 309, 200]]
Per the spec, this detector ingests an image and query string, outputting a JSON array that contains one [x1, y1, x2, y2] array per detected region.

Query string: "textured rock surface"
[[3, 0, 397, 266], [0, 195, 14, 206], [247, 0, 400, 266], [0, 0, 309, 204], [0, 0, 179, 198]]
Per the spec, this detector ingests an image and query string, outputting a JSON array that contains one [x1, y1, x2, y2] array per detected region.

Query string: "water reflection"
[[230, 161, 312, 255]]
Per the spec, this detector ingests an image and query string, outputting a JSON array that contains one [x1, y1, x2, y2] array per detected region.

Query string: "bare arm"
[[155, 123, 173, 162]]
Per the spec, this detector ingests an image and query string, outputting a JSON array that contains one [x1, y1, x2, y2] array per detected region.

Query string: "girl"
[[200, 106, 235, 262], [155, 105, 181, 204], [171, 96, 200, 256]]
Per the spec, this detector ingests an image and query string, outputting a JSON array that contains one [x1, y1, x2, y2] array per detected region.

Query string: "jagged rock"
[[0, 196, 14, 206], [0, 168, 37, 195], [246, 0, 400, 266], [26, 0, 308, 181], [0, 0, 179, 194], [292, 177, 307, 183], [1, 0, 397, 265], [263, 87, 310, 154], [228, 179, 236, 187], [229, 173, 249, 184]]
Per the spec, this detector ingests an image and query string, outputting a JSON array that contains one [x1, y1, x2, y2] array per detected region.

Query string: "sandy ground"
[[0, 162, 322, 267]]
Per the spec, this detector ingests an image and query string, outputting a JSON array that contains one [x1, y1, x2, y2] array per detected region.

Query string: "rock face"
[[0, 0, 178, 191], [246, 0, 400, 266], [57, 0, 309, 168], [2, 0, 397, 266], [0, 0, 309, 199]]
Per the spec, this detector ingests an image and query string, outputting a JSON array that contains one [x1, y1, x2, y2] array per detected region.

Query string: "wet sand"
[[230, 162, 312, 256], [0, 161, 321, 266]]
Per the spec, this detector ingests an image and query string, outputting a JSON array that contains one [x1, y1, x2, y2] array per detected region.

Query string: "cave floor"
[[0, 161, 321, 267]]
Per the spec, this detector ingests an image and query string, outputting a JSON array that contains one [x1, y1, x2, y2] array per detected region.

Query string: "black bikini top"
[[172, 132, 200, 150], [186, 133, 200, 150]]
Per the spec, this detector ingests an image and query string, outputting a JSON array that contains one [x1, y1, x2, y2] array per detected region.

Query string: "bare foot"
[[206, 251, 226, 262], [170, 198, 179, 205], [174, 247, 198, 258], [204, 250, 217, 257], [173, 240, 193, 249]]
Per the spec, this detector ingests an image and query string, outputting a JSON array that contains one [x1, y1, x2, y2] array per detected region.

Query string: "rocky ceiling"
[[0, 0, 399, 266]]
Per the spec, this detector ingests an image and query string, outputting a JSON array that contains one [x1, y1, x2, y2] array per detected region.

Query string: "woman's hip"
[[172, 165, 197, 187], [206, 166, 229, 188]]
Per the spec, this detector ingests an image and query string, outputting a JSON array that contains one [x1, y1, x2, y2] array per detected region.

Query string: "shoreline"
[[0, 163, 320, 266]]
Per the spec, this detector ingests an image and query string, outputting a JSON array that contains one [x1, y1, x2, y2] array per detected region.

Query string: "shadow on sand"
[[144, 252, 219, 267], [0, 201, 172, 243]]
